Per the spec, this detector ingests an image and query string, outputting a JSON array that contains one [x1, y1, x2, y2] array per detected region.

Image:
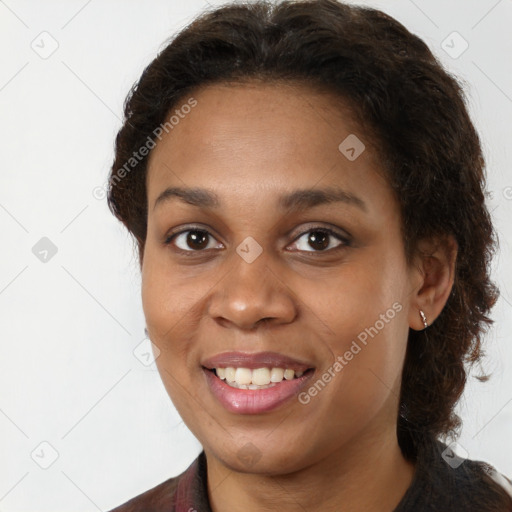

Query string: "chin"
[[204, 434, 318, 475]]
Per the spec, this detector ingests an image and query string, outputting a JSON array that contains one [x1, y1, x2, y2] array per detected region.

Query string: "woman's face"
[[142, 82, 420, 474]]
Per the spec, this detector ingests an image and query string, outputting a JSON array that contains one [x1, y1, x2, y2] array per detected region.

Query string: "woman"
[[106, 0, 512, 510]]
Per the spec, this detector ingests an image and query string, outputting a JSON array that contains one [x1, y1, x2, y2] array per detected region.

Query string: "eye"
[[164, 225, 350, 255], [165, 228, 223, 252], [289, 227, 350, 253]]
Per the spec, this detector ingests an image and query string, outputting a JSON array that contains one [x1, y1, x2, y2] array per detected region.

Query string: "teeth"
[[252, 368, 270, 385], [214, 366, 305, 387], [234, 368, 252, 385], [225, 367, 236, 382], [270, 368, 284, 382], [284, 369, 295, 380]]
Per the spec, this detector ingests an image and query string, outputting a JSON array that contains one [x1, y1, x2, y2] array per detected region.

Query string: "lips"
[[201, 351, 316, 414]]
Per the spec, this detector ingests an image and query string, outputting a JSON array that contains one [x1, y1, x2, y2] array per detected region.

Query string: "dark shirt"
[[108, 440, 512, 511]]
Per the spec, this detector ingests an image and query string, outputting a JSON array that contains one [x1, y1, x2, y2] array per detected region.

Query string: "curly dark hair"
[[107, 0, 508, 507]]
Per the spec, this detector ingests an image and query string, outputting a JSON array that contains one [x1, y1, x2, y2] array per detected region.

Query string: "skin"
[[141, 81, 457, 512]]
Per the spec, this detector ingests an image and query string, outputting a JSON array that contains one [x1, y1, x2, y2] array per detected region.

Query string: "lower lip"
[[203, 368, 314, 414]]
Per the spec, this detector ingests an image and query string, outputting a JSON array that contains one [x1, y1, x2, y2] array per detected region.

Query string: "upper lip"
[[202, 351, 314, 372]]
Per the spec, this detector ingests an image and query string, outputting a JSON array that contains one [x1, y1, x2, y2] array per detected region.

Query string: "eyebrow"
[[153, 186, 367, 212]]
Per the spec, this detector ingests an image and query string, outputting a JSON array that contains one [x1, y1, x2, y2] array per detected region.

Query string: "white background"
[[0, 0, 511, 510]]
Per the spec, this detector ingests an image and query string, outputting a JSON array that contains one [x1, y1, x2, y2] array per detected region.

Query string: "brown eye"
[[290, 227, 349, 253], [185, 230, 209, 250], [308, 230, 330, 251], [167, 229, 220, 252]]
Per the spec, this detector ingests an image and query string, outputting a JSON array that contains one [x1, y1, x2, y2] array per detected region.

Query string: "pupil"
[[309, 231, 328, 250], [188, 230, 208, 250]]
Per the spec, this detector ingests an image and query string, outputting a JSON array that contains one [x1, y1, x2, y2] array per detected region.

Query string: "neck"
[[205, 423, 416, 512]]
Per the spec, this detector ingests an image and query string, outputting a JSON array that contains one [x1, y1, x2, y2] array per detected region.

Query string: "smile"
[[201, 351, 315, 414]]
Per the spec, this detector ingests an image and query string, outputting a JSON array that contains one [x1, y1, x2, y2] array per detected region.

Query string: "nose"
[[207, 247, 297, 331]]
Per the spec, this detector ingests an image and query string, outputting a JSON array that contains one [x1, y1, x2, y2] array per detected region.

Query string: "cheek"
[[317, 250, 405, 334], [141, 255, 202, 415], [141, 246, 195, 333], [311, 249, 409, 402], [141, 252, 195, 380]]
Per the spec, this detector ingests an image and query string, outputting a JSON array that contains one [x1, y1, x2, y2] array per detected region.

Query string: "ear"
[[407, 234, 458, 331]]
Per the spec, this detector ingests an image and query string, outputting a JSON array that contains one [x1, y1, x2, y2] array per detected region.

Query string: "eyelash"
[[163, 225, 351, 256]]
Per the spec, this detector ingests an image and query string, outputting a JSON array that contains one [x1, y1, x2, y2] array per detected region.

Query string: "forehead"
[[146, 81, 390, 210]]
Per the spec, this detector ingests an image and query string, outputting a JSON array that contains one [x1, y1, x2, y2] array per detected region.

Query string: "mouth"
[[201, 352, 316, 414]]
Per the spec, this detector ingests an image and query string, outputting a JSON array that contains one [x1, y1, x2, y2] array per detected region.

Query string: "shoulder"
[[107, 475, 180, 512], [106, 452, 207, 512], [396, 440, 512, 511], [441, 444, 512, 502], [478, 462, 512, 500]]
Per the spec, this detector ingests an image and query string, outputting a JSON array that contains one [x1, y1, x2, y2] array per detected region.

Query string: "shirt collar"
[[174, 451, 212, 512]]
